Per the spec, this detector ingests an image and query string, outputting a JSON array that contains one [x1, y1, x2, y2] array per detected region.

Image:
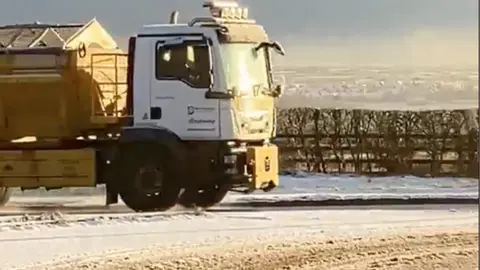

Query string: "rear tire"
[[178, 184, 230, 209], [0, 187, 11, 207], [114, 142, 181, 212]]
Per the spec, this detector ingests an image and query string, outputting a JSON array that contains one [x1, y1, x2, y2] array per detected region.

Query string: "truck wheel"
[[116, 143, 181, 212], [179, 184, 230, 209], [0, 187, 11, 206]]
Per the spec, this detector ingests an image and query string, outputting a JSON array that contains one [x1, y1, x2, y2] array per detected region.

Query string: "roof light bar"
[[203, 0, 239, 8], [203, 0, 249, 20]]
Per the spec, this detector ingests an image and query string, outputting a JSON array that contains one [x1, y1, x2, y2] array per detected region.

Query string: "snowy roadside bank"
[[223, 173, 478, 205], [11, 173, 479, 206], [49, 230, 479, 270], [12, 174, 478, 196], [1, 206, 477, 270]]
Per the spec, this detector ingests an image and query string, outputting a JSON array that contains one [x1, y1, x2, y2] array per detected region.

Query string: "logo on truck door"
[[187, 106, 215, 115], [188, 118, 215, 125], [186, 106, 216, 132], [187, 116, 216, 132]]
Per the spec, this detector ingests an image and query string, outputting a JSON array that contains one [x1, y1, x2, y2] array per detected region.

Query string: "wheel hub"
[[134, 164, 164, 194]]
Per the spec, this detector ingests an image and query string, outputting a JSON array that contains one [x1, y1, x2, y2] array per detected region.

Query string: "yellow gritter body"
[[0, 19, 127, 188]]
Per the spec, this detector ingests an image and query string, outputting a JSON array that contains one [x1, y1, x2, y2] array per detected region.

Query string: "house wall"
[[65, 20, 119, 50]]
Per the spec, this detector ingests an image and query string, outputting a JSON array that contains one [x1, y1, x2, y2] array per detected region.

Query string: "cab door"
[[145, 34, 220, 140]]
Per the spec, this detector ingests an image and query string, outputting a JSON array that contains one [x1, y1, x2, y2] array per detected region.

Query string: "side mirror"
[[205, 91, 234, 100], [254, 41, 286, 56], [254, 42, 268, 52], [272, 85, 284, 97], [229, 86, 239, 97], [271, 41, 285, 56]]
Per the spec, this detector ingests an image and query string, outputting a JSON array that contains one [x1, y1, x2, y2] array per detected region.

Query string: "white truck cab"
[[117, 0, 285, 211], [131, 0, 285, 142]]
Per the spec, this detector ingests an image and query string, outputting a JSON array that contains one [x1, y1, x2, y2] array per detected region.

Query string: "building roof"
[[0, 22, 85, 48]]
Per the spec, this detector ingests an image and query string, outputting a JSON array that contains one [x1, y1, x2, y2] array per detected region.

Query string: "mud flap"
[[106, 187, 119, 205]]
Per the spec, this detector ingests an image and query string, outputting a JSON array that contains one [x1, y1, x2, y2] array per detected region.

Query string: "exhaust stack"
[[169, 11, 179, 24]]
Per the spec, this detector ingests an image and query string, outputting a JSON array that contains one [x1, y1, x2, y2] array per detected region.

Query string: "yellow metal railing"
[[89, 53, 128, 118]]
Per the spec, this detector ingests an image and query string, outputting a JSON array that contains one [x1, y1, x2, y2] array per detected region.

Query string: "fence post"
[[353, 110, 362, 174], [467, 129, 479, 178], [313, 109, 324, 172]]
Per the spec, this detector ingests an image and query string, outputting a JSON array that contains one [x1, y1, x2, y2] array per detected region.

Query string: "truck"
[[0, 0, 285, 212]]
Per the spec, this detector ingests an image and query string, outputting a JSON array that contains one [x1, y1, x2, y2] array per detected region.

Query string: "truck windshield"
[[220, 43, 270, 96]]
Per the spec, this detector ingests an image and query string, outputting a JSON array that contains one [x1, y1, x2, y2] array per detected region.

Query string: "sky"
[[1, 0, 478, 67]]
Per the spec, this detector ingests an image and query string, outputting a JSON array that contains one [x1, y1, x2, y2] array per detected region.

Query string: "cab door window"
[[155, 39, 211, 89]]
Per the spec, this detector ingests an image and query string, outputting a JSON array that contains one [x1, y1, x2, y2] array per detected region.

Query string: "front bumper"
[[246, 145, 279, 190], [223, 144, 279, 192]]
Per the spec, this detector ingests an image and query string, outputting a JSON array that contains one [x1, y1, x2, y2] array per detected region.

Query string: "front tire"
[[114, 143, 181, 212], [178, 184, 230, 209], [0, 187, 11, 207]]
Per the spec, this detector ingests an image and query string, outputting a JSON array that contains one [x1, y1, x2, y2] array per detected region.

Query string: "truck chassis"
[[0, 132, 278, 212]]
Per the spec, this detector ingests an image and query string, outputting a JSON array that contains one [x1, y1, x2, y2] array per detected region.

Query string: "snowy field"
[[275, 66, 478, 110]]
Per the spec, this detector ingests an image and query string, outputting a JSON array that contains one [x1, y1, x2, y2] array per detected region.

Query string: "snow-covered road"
[[9, 174, 479, 204], [2, 174, 476, 216], [0, 204, 477, 269], [0, 174, 477, 269]]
